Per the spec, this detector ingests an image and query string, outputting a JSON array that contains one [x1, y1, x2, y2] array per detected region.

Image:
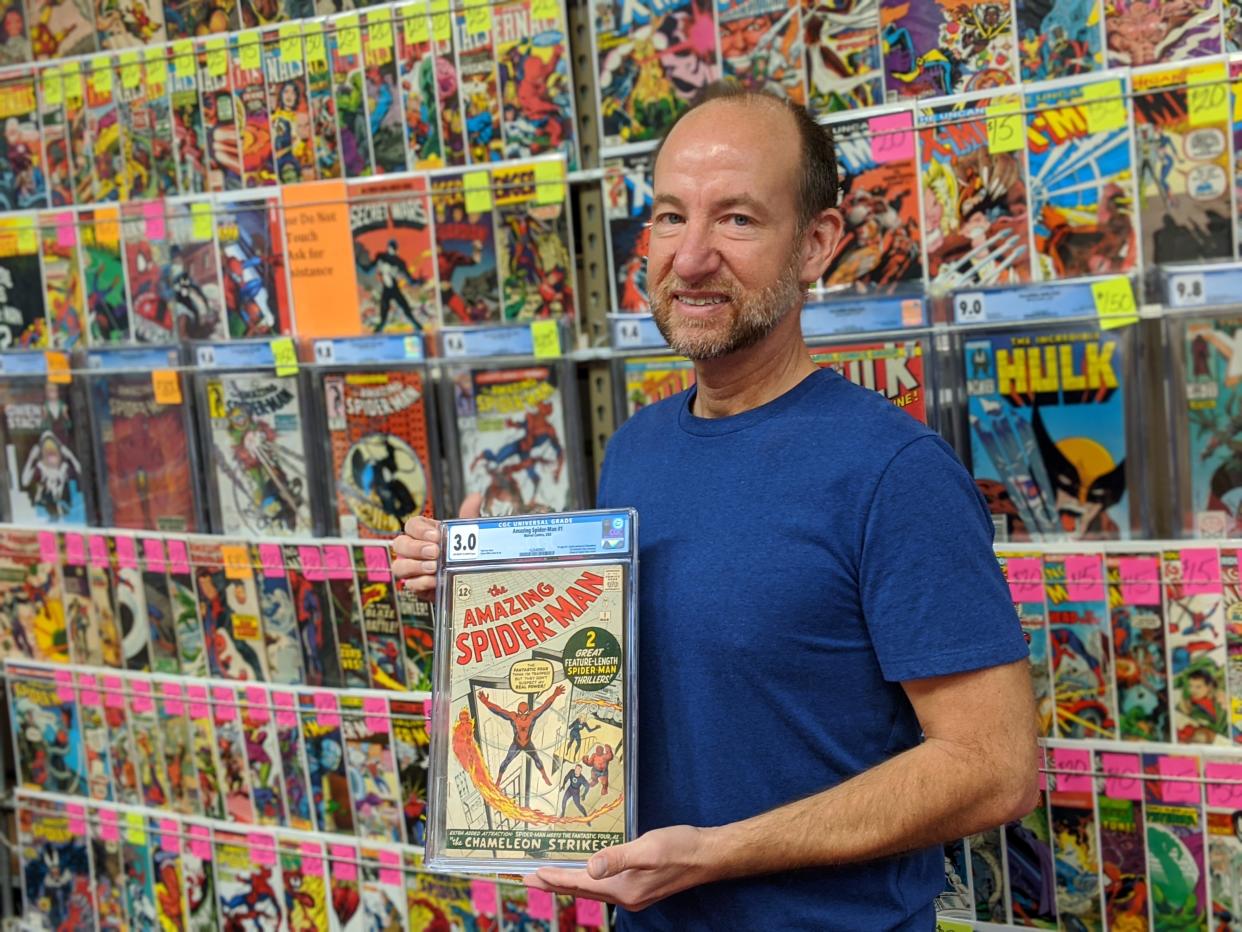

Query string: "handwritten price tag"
[[114, 535, 137, 570], [259, 543, 283, 578], [187, 824, 212, 859], [531, 319, 561, 357], [172, 40, 194, 77], [38, 531, 58, 565], [65, 532, 85, 565], [1158, 755, 1200, 805], [167, 539, 190, 575], [187, 685, 209, 719], [534, 159, 565, 205], [868, 111, 914, 164], [304, 25, 327, 64], [205, 37, 228, 77], [46, 350, 70, 384], [330, 844, 357, 881], [238, 30, 262, 70], [299, 545, 325, 581], [1100, 752, 1142, 801], [471, 880, 499, 915], [1181, 547, 1223, 594], [1092, 276, 1137, 330], [272, 336, 299, 376], [279, 24, 300, 60], [161, 681, 184, 716], [103, 675, 125, 710], [337, 14, 362, 56], [364, 546, 389, 582], [221, 544, 251, 580], [1119, 556, 1161, 605], [190, 202, 213, 241], [1206, 761, 1242, 808], [1081, 78, 1126, 134], [119, 50, 141, 89], [144, 46, 167, 93], [378, 849, 402, 885], [464, 170, 492, 213], [985, 98, 1023, 154], [1065, 554, 1105, 601], [526, 887, 555, 920], [1189, 62, 1229, 127], [98, 809, 119, 842], [41, 65, 61, 106], [301, 843, 324, 875], [1006, 557, 1044, 602], [212, 686, 237, 722], [402, 2, 429, 44], [143, 538, 166, 574], [54, 212, 75, 249], [430, 0, 451, 41], [246, 685, 270, 724], [323, 544, 352, 579], [464, 0, 491, 33], [1052, 747, 1092, 794]]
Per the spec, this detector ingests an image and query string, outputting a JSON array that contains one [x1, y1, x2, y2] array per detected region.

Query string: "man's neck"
[[690, 313, 816, 419]]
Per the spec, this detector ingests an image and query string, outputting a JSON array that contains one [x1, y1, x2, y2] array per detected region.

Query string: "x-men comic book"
[[803, 0, 882, 113], [603, 146, 652, 313], [880, 0, 1018, 100], [1104, 0, 1221, 66], [717, 0, 803, 103], [1015, 0, 1103, 81]]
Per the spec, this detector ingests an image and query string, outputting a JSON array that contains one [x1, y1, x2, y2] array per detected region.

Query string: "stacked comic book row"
[[15, 792, 609, 931], [605, 62, 1242, 310], [937, 741, 1242, 930], [593, 0, 1242, 147]]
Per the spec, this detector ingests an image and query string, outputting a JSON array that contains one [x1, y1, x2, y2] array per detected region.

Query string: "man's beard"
[[648, 251, 806, 361]]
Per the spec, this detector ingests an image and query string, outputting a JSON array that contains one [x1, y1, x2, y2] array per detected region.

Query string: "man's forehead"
[[654, 98, 800, 185]]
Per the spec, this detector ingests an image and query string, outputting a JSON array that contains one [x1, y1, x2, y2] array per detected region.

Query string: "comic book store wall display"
[[427, 509, 637, 872]]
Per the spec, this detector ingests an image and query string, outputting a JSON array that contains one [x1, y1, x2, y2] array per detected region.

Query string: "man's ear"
[[799, 207, 845, 285]]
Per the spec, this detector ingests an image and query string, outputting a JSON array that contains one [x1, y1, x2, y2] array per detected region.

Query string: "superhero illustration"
[[803, 0, 883, 113], [433, 172, 500, 323], [622, 354, 695, 418], [122, 203, 176, 343], [1165, 548, 1229, 746], [78, 678, 113, 802], [324, 543, 369, 688], [593, 0, 719, 147], [1025, 73, 1137, 281], [392, 699, 429, 846], [169, 548, 209, 677], [40, 212, 86, 349], [495, 0, 578, 167], [603, 148, 652, 313], [454, 9, 503, 166], [64, 66, 94, 206], [283, 543, 344, 688], [264, 26, 316, 184], [1233, 58, 1242, 256], [495, 162, 574, 321], [1048, 771, 1102, 930], [329, 843, 363, 932], [397, 585, 434, 691], [0, 379, 87, 524], [361, 848, 409, 931], [19, 803, 97, 932], [158, 683, 199, 815], [191, 539, 270, 681], [362, 11, 405, 174], [433, 9, 466, 166], [94, 0, 165, 47], [238, 0, 298, 26], [1016, 0, 1101, 81], [1230, 0, 1242, 51], [232, 33, 277, 188], [102, 675, 139, 805], [252, 545, 305, 685], [213, 688, 257, 822], [182, 824, 219, 932], [163, 199, 227, 340], [1133, 62, 1234, 269], [299, 691, 356, 835], [109, 537, 152, 672], [38, 73, 72, 209], [9, 664, 84, 792], [1043, 555, 1118, 740], [456, 364, 574, 516], [272, 689, 315, 831], [115, 52, 156, 202], [820, 109, 922, 293], [964, 327, 1130, 540], [502, 883, 550, 932], [408, 869, 481, 930], [129, 681, 172, 808], [1003, 790, 1056, 928], [84, 59, 124, 202], [151, 821, 185, 932], [216, 193, 290, 337], [969, 828, 1006, 922], [0, 217, 47, 347], [187, 684, 226, 820], [331, 18, 374, 178], [1104, 0, 1220, 65], [0, 78, 43, 216], [350, 175, 437, 331], [63, 544, 104, 668], [120, 818, 156, 930], [1108, 553, 1169, 742], [353, 545, 408, 690], [29, 0, 95, 59], [1182, 315, 1242, 536], [1096, 768, 1150, 932], [170, 50, 207, 195], [718, 0, 804, 103], [146, 51, 177, 198], [395, 0, 442, 168], [198, 44, 240, 192], [90, 813, 126, 931], [141, 538, 179, 674], [1208, 807, 1242, 932], [880, 0, 1018, 100], [811, 340, 929, 423], [0, 532, 65, 663], [216, 831, 284, 931], [305, 23, 342, 180], [81, 208, 129, 343], [938, 839, 974, 921], [239, 685, 289, 827], [163, 0, 236, 38], [999, 550, 1054, 737], [280, 841, 330, 931], [1144, 753, 1209, 930], [341, 695, 405, 842]]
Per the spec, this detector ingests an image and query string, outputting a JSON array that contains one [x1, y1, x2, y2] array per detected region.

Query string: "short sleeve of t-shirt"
[[860, 434, 1029, 682]]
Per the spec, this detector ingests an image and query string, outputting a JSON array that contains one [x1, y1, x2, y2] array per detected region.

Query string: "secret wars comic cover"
[[350, 175, 438, 332]]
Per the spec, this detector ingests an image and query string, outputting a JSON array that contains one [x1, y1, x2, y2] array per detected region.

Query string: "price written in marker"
[[172, 40, 195, 77], [1188, 63, 1229, 127], [868, 111, 914, 164], [985, 97, 1024, 154], [272, 337, 299, 376], [463, 170, 492, 213], [530, 319, 561, 357], [337, 14, 362, 56], [402, 2, 430, 44], [239, 30, 262, 70], [1080, 78, 1126, 134], [280, 23, 301, 60], [205, 37, 228, 77], [1091, 276, 1137, 330]]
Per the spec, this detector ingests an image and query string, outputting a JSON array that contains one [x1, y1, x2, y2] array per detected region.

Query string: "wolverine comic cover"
[[1015, 0, 1103, 81], [495, 162, 574, 322], [0, 378, 88, 524], [803, 0, 882, 113], [1104, 0, 1220, 66], [963, 326, 1130, 540], [880, 0, 1018, 100], [436, 562, 628, 864], [603, 147, 652, 313], [810, 339, 928, 423], [350, 175, 438, 331], [494, 0, 577, 168]]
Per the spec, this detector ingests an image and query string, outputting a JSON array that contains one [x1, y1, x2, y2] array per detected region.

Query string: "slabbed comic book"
[[350, 175, 438, 332], [592, 0, 717, 148], [304, 22, 342, 180], [203, 371, 312, 536], [820, 108, 923, 294], [285, 543, 344, 688], [603, 147, 651, 313], [170, 43, 206, 195], [397, 0, 442, 168], [919, 89, 1032, 290], [198, 40, 240, 193], [279, 837, 330, 928], [121, 202, 175, 343], [1043, 554, 1117, 740], [1107, 551, 1168, 742], [1164, 548, 1229, 745], [215, 829, 283, 930], [190, 538, 269, 681], [331, 17, 375, 178], [139, 537, 178, 673], [252, 544, 304, 685], [433, 171, 500, 323], [363, 10, 405, 174], [299, 689, 356, 834], [40, 211, 86, 348], [354, 545, 407, 689], [239, 684, 288, 826], [19, 801, 96, 930], [165, 197, 226, 340], [1015, 0, 1103, 81], [495, 161, 574, 321], [232, 31, 276, 188], [880, 0, 1018, 100], [0, 530, 65, 662], [216, 193, 290, 337], [81, 207, 129, 343], [271, 689, 314, 831], [810, 340, 929, 423], [30, 0, 96, 59], [0, 217, 46, 347], [456, 3, 504, 165], [494, 0, 577, 167], [1144, 753, 1209, 928], [341, 693, 405, 841], [1132, 61, 1234, 268], [1104, 0, 1220, 66], [452, 364, 576, 516], [265, 25, 315, 184], [962, 326, 1130, 540], [717, 0, 803, 102], [324, 542, 368, 688], [803, 0, 881, 113], [38, 69, 72, 208], [1025, 73, 1137, 281], [392, 698, 429, 845], [9, 663, 84, 793], [0, 378, 89, 524], [620, 355, 694, 419], [0, 71, 45, 211]]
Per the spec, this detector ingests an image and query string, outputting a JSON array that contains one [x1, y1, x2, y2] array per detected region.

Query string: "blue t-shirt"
[[597, 367, 1028, 931]]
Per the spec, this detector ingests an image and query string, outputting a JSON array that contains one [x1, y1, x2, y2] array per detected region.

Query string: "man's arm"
[[532, 658, 1039, 911]]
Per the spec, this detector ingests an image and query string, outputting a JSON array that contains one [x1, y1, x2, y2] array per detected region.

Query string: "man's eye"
[[654, 212, 683, 225], [728, 214, 752, 227]]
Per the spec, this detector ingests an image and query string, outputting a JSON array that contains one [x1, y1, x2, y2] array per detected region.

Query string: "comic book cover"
[[150, 819, 185, 931], [397, 585, 434, 690], [265, 25, 315, 184], [1025, 73, 1137, 281], [163, 197, 226, 340], [1133, 62, 1234, 268], [19, 802, 96, 930], [1207, 774, 1242, 932], [397, 0, 442, 168], [819, 109, 923, 294], [603, 148, 651, 313], [1230, 0, 1242, 50], [962, 326, 1130, 540], [349, 175, 438, 331], [82, 543, 115, 669], [8, 663, 84, 793], [115, 52, 154, 201], [408, 868, 480, 929], [279, 838, 330, 928], [128, 680, 172, 807], [101, 673, 139, 804], [331, 17, 375, 178], [121, 203, 173, 343], [968, 828, 1007, 922], [63, 536, 102, 666], [1107, 552, 1169, 742], [215, 829, 284, 930], [198, 40, 240, 192], [272, 689, 314, 831], [918, 90, 1032, 289], [391, 698, 429, 845], [138, 538, 177, 673], [90, 809, 126, 931], [880, 0, 1017, 100], [299, 690, 356, 834], [0, 379, 88, 523], [801, 0, 881, 113], [249, 545, 303, 685], [80, 207, 129, 343], [810, 340, 928, 423], [354, 545, 408, 690], [182, 823, 218, 932], [1234, 59, 1242, 255], [120, 814, 156, 929], [997, 551, 1054, 737], [94, 0, 164, 48], [360, 846, 409, 929], [212, 686, 256, 822], [495, 162, 574, 321], [433, 171, 500, 323], [186, 685, 225, 820], [501, 882, 552, 932], [937, 837, 974, 920], [621, 355, 694, 418], [1095, 760, 1148, 931], [239, 685, 288, 826], [83, 59, 122, 203], [216, 193, 291, 337], [163, 0, 234, 39], [493, 0, 576, 167], [30, 0, 96, 59], [158, 681, 199, 814], [341, 694, 404, 841], [432, 9, 466, 166], [204, 372, 311, 536], [38, 70, 71, 208], [455, 4, 503, 165], [237, 0, 296, 27], [1164, 548, 1229, 745], [170, 44, 206, 195], [0, 531, 64, 662], [323, 542, 368, 688], [79, 678, 114, 802], [145, 49, 176, 198], [0, 73, 43, 211], [0, 218, 46, 347], [304, 22, 342, 180], [189, 539, 269, 680], [92, 370, 199, 530], [329, 841, 364, 932], [1015, 0, 1102, 80], [362, 11, 405, 174], [62, 64, 92, 205], [165, 539, 206, 677], [592, 0, 717, 147], [1044, 554, 1117, 740], [40, 212, 86, 348], [1181, 313, 1242, 535], [438, 562, 627, 863], [1104, 0, 1220, 66], [717, 0, 803, 102], [1047, 769, 1101, 929], [284, 543, 344, 688], [1144, 753, 1209, 928], [454, 364, 574, 516], [1225, 547, 1242, 742], [231, 32, 276, 188]]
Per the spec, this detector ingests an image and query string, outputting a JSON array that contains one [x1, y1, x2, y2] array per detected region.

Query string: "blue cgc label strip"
[[194, 341, 276, 370], [87, 347, 180, 371], [445, 511, 633, 562], [801, 294, 925, 336], [1164, 264, 1242, 310], [951, 280, 1100, 325], [610, 314, 667, 350], [312, 334, 424, 365], [441, 326, 536, 359], [0, 351, 48, 375]]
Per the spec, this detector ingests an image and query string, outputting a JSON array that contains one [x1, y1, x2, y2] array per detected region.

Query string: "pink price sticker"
[[378, 849, 401, 885], [66, 804, 86, 835], [1006, 557, 1043, 602], [250, 835, 276, 865], [314, 691, 340, 727], [1064, 555, 1105, 601], [64, 532, 86, 565], [142, 538, 166, 574], [103, 675, 125, 710], [302, 850, 324, 876], [1182, 547, 1223, 594], [161, 682, 185, 716], [54, 212, 75, 248], [98, 810, 120, 842], [186, 824, 212, 859], [330, 844, 358, 881], [276, 709, 297, 728], [299, 545, 325, 581], [364, 546, 389, 582], [187, 685, 209, 719], [167, 539, 190, 575], [1119, 556, 1161, 606], [37, 531, 58, 564], [54, 669, 74, 703], [363, 696, 387, 731], [258, 543, 283, 578], [1100, 752, 1143, 801], [245, 686, 270, 723], [272, 690, 295, 708], [1158, 755, 1201, 805], [159, 819, 179, 853], [575, 898, 606, 926], [88, 534, 108, 567], [114, 535, 137, 569], [212, 686, 236, 722], [323, 545, 352, 580], [143, 201, 166, 240], [131, 680, 154, 714], [868, 111, 914, 164], [1052, 748, 1092, 794], [470, 879, 499, 915], [79, 673, 101, 708], [1206, 761, 1242, 808], [526, 887, 554, 921]]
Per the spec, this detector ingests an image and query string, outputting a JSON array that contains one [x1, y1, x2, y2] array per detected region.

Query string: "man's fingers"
[[460, 492, 483, 519], [391, 557, 436, 580], [588, 841, 635, 880], [403, 514, 440, 542]]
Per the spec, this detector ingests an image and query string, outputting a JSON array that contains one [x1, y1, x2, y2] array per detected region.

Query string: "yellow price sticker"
[[463, 170, 492, 213], [40, 66, 61, 107], [46, 351, 70, 384], [222, 544, 252, 580], [985, 98, 1023, 154], [1092, 276, 1137, 330], [119, 50, 141, 89], [172, 39, 195, 77], [190, 202, 213, 241], [280, 23, 301, 60], [934, 922, 972, 932], [430, 0, 451, 42], [144, 47, 167, 92], [124, 814, 146, 845], [272, 336, 299, 376], [531, 0, 558, 21], [206, 37, 228, 77], [90, 56, 113, 96], [1080, 79, 1126, 134], [367, 18, 394, 63], [239, 30, 262, 70], [337, 14, 362, 56], [464, 0, 491, 34], [402, 2, 429, 44], [1233, 81, 1242, 124], [152, 369, 183, 405], [530, 319, 561, 357], [304, 25, 327, 64], [62, 63, 83, 105], [1188, 63, 1229, 127], [96, 210, 120, 250], [533, 160, 565, 206], [16, 222, 36, 256]]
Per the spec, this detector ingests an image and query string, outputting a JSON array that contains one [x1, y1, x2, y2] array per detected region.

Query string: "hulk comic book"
[[330, 17, 374, 178], [435, 562, 628, 863], [803, 0, 882, 113], [810, 340, 928, 423], [81, 207, 129, 343]]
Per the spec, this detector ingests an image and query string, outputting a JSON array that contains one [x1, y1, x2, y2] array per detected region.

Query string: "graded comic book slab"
[[810, 338, 929, 424], [618, 354, 694, 420], [803, 0, 882, 113], [0, 376, 90, 524], [428, 510, 637, 871]]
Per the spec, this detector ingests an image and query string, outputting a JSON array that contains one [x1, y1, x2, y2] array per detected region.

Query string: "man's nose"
[[671, 218, 722, 283]]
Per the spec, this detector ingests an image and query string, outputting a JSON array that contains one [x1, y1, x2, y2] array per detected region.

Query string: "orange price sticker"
[[222, 545, 251, 580], [46, 351, 70, 384], [151, 369, 182, 405]]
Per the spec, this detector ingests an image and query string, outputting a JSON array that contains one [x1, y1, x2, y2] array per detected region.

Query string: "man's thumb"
[[459, 493, 483, 519], [588, 845, 626, 879]]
